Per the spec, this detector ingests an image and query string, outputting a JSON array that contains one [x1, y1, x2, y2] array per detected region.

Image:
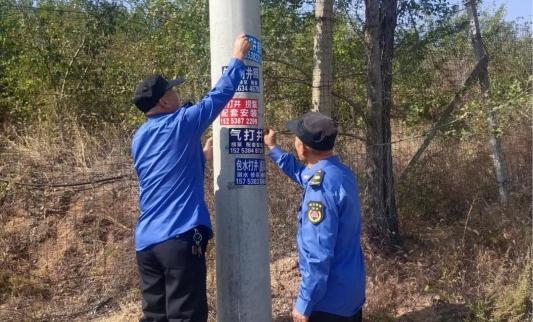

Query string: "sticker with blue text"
[[229, 128, 264, 155], [245, 35, 262, 64], [234, 158, 266, 185], [222, 65, 260, 93]]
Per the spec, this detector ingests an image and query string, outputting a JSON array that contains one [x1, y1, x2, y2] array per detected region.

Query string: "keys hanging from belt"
[[191, 228, 203, 257]]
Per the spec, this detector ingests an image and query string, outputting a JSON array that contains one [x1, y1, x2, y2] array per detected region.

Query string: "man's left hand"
[[292, 307, 309, 322]]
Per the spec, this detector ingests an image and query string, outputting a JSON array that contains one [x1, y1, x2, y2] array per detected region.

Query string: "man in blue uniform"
[[264, 112, 365, 322], [131, 35, 250, 322]]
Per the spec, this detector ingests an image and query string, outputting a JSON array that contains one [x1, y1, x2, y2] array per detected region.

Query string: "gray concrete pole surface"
[[208, 1, 272, 321]]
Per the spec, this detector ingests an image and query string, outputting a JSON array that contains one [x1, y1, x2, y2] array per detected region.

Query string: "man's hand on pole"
[[232, 34, 251, 60], [264, 129, 277, 150]]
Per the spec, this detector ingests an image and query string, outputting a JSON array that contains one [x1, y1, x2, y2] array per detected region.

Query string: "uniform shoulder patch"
[[309, 170, 325, 187], [307, 201, 324, 225]]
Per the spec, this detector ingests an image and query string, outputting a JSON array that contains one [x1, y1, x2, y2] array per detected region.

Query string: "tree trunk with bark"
[[312, 0, 334, 116], [364, 0, 400, 246]]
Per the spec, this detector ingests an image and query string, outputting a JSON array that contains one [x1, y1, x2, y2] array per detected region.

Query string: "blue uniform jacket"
[[132, 58, 245, 251], [268, 147, 366, 316]]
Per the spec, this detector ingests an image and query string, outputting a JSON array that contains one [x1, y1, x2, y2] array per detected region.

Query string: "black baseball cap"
[[286, 112, 337, 151], [132, 75, 185, 113]]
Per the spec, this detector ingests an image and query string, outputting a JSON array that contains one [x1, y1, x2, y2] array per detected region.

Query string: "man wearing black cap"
[[131, 35, 250, 322], [264, 112, 366, 322]]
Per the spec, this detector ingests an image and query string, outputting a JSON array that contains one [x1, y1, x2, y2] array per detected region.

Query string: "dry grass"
[[0, 121, 530, 321]]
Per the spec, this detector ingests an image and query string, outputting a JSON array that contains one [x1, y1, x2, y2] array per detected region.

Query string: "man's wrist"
[[295, 296, 312, 316]]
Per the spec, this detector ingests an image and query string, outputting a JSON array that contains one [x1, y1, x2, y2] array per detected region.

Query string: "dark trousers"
[[310, 309, 363, 322], [136, 227, 210, 322]]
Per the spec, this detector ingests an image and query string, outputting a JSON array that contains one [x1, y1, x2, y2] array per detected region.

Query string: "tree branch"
[[400, 55, 489, 177]]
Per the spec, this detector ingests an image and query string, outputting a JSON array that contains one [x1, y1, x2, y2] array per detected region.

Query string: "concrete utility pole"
[[209, 1, 272, 322]]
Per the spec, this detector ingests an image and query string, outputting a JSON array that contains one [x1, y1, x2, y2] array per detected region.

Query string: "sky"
[[474, 0, 531, 22]]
